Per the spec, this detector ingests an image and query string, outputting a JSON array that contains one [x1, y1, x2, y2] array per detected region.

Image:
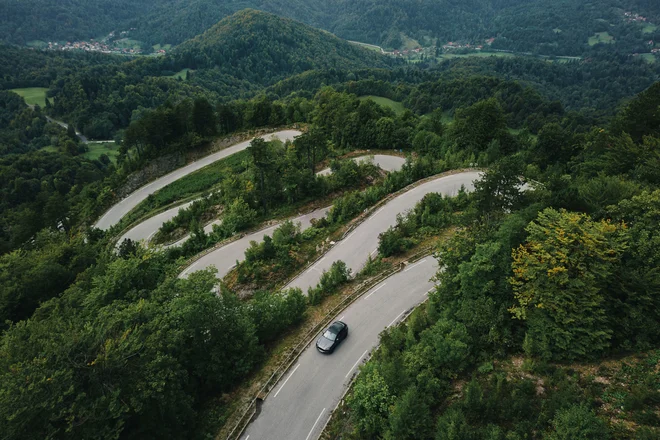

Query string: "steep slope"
[[170, 9, 390, 85]]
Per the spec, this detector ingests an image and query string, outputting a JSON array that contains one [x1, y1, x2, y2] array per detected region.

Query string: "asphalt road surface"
[[287, 171, 482, 293], [179, 207, 332, 280], [94, 130, 301, 230], [117, 200, 195, 246], [316, 154, 406, 176], [240, 258, 438, 440]]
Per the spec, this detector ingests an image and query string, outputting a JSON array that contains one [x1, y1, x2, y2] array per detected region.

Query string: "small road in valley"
[[95, 130, 301, 230]]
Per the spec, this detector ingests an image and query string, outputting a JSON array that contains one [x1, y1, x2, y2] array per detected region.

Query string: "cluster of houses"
[[390, 47, 423, 56], [440, 37, 494, 52], [624, 12, 648, 23], [47, 40, 143, 55]]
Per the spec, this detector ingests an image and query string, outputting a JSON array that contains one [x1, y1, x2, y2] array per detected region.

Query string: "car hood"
[[316, 336, 334, 351]]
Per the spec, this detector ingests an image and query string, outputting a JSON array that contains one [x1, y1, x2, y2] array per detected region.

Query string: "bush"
[[248, 288, 307, 344], [308, 260, 351, 305]]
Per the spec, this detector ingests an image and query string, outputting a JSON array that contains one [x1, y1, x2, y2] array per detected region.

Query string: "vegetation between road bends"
[[308, 261, 352, 305], [378, 190, 470, 257]]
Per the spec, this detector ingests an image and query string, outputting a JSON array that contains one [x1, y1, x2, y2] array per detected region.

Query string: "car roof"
[[329, 321, 346, 332]]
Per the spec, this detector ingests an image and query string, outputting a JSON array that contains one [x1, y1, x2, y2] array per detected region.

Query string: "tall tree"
[[510, 208, 628, 360]]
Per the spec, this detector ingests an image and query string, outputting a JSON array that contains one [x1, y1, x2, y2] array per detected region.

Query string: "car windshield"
[[322, 329, 337, 341]]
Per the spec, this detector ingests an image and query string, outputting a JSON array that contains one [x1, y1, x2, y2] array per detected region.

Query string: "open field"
[[115, 38, 142, 49], [83, 142, 120, 162], [10, 87, 50, 107], [589, 32, 614, 46], [348, 41, 382, 53], [642, 23, 658, 34], [168, 68, 191, 80], [152, 43, 173, 51], [358, 95, 405, 114], [438, 51, 516, 61], [639, 53, 657, 64]]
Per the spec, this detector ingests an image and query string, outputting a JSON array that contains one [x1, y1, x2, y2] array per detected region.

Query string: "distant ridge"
[[170, 9, 391, 85]]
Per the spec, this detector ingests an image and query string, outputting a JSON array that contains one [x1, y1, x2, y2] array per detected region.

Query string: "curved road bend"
[[179, 207, 332, 280], [316, 154, 406, 176], [240, 258, 438, 440], [120, 154, 404, 248], [287, 171, 482, 293], [94, 130, 302, 230]]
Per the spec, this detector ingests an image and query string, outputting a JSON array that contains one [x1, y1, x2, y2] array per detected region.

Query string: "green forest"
[[1, 4, 660, 440]]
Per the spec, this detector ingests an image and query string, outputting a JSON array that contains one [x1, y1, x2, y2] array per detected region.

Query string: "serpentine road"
[[232, 171, 481, 440], [119, 154, 406, 249], [240, 258, 437, 440], [287, 171, 482, 293], [95, 130, 302, 230]]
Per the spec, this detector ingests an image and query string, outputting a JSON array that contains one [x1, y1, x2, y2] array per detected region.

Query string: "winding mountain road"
[[119, 153, 406, 249], [239, 258, 437, 440], [230, 171, 480, 440], [316, 154, 406, 176], [287, 171, 481, 293], [95, 130, 302, 230], [179, 207, 332, 279]]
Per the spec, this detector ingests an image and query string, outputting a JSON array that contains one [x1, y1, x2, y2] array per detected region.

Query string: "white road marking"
[[245, 436, 249, 440], [370, 248, 378, 256], [305, 408, 326, 440], [273, 364, 301, 398], [344, 230, 357, 242], [338, 315, 345, 321], [374, 206, 386, 216], [146, 229, 158, 242], [311, 257, 326, 269], [364, 283, 386, 300], [404, 259, 427, 272], [387, 310, 406, 328], [345, 350, 369, 378]]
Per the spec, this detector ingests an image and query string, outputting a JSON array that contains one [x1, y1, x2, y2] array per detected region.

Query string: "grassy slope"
[[358, 95, 405, 114], [10, 87, 50, 106]]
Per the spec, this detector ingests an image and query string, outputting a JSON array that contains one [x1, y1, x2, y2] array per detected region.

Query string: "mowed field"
[[84, 142, 120, 162], [10, 87, 50, 106], [358, 95, 406, 114], [589, 32, 615, 46]]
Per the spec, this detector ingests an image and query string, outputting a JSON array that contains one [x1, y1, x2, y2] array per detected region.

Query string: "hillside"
[[2, 0, 660, 55], [170, 9, 391, 85]]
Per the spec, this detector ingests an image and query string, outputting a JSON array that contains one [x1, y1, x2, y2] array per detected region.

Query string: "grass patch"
[[349, 41, 382, 53], [168, 68, 191, 80], [114, 38, 142, 49], [10, 87, 51, 107], [26, 40, 48, 49], [589, 31, 614, 46], [40, 146, 59, 153], [83, 142, 120, 162], [642, 23, 658, 34], [639, 53, 656, 64], [400, 33, 421, 51], [152, 43, 173, 51], [358, 95, 406, 114], [438, 51, 516, 61], [121, 149, 252, 227]]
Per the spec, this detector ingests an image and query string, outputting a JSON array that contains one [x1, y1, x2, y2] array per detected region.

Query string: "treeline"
[[339, 82, 660, 440], [0, 249, 309, 439]]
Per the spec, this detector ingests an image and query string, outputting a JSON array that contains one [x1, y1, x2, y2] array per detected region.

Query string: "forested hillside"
[[2, 0, 660, 54], [1, 3, 660, 439]]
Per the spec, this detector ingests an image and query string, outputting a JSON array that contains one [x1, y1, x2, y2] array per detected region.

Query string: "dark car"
[[316, 321, 348, 353]]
